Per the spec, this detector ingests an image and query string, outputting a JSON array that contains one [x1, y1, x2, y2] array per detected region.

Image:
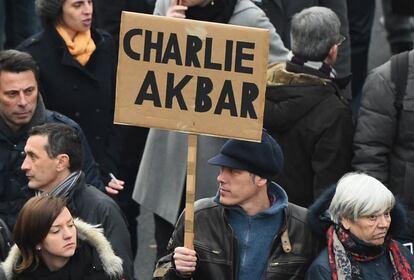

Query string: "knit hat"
[[35, 0, 65, 24], [208, 131, 284, 178]]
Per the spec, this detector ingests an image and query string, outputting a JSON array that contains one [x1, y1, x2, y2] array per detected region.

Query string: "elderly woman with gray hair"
[[306, 172, 414, 279]]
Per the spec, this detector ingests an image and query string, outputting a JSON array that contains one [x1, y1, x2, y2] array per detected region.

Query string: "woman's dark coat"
[[18, 27, 121, 179]]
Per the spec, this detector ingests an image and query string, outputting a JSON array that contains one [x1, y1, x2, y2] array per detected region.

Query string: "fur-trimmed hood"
[[0, 218, 123, 280], [307, 185, 408, 241]]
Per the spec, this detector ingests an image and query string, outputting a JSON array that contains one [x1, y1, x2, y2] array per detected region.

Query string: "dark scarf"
[[327, 225, 414, 280], [186, 0, 237, 24], [47, 171, 82, 198], [287, 51, 351, 89]]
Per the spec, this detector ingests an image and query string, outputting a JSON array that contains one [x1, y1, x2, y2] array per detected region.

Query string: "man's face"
[[0, 70, 38, 131], [217, 167, 261, 208], [21, 135, 62, 193]]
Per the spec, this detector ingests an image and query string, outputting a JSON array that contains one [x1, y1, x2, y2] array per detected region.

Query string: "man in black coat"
[[264, 7, 353, 207], [21, 123, 135, 280], [254, 0, 351, 100], [0, 49, 102, 231]]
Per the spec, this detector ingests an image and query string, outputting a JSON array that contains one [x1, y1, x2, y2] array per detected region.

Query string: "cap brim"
[[207, 153, 250, 171]]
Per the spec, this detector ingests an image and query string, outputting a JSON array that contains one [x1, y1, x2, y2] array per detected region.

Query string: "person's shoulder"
[[233, 0, 260, 11], [366, 58, 392, 85], [395, 241, 414, 266], [45, 110, 82, 130], [194, 197, 219, 212], [93, 28, 113, 44], [16, 32, 45, 51], [78, 184, 114, 203], [286, 203, 308, 223], [305, 248, 331, 279]]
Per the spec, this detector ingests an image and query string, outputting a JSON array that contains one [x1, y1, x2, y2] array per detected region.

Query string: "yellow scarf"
[[56, 24, 96, 66]]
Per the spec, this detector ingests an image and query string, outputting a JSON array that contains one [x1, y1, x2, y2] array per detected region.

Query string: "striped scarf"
[[47, 171, 82, 198]]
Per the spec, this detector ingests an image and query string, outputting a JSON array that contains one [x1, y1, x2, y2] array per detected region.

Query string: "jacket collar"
[[1, 218, 123, 280], [286, 52, 351, 89]]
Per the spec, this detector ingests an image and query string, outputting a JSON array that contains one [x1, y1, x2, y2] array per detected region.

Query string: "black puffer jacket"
[[0, 96, 102, 231], [154, 194, 322, 280], [264, 62, 353, 207], [353, 50, 414, 241]]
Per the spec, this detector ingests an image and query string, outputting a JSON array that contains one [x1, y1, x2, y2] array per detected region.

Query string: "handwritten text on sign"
[[115, 12, 268, 141]]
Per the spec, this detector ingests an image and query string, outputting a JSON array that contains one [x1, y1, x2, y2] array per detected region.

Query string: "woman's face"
[[342, 210, 392, 246], [39, 207, 77, 270], [60, 0, 93, 38]]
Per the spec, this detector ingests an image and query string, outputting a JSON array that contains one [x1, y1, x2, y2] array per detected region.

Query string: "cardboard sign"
[[115, 12, 268, 141]]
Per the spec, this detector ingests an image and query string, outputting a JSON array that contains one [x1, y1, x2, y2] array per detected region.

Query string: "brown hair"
[[13, 196, 67, 274]]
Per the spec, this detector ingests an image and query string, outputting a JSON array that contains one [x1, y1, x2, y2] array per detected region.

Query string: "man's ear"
[[256, 176, 268, 188], [56, 154, 70, 171], [324, 44, 338, 65]]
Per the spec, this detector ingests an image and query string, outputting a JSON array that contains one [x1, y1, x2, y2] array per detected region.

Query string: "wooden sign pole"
[[184, 134, 197, 249]]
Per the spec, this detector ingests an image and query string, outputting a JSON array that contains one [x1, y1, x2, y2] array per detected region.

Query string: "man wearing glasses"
[[264, 6, 354, 208]]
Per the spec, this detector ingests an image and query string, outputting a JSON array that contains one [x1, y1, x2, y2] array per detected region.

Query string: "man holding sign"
[[153, 131, 321, 280], [131, 0, 288, 260]]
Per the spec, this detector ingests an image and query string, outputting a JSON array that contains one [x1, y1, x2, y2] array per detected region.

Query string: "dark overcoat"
[[18, 27, 120, 178]]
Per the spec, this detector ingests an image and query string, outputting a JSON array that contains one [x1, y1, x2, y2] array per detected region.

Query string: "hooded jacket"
[[264, 62, 353, 207], [0, 95, 102, 231], [0, 219, 123, 280]]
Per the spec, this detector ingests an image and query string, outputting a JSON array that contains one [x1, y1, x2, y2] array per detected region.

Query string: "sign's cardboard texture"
[[115, 12, 268, 141]]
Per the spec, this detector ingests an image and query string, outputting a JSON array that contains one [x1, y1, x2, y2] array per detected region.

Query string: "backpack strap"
[[391, 51, 409, 119]]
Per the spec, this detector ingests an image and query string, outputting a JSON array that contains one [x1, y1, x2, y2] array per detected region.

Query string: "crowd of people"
[[0, 0, 414, 279]]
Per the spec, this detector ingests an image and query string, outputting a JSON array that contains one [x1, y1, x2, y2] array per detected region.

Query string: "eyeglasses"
[[337, 35, 346, 46]]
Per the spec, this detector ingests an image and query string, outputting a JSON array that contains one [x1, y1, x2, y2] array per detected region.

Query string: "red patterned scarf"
[[327, 225, 414, 280]]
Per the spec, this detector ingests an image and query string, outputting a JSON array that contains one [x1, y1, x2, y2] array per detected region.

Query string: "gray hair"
[[35, 0, 65, 27], [328, 172, 395, 224], [290, 6, 341, 61]]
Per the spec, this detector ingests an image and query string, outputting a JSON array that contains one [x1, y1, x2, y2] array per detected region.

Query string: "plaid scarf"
[[327, 225, 414, 280]]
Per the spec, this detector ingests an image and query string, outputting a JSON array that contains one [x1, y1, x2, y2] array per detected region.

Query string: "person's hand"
[[105, 178, 125, 195], [173, 247, 197, 275], [166, 0, 187, 18]]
